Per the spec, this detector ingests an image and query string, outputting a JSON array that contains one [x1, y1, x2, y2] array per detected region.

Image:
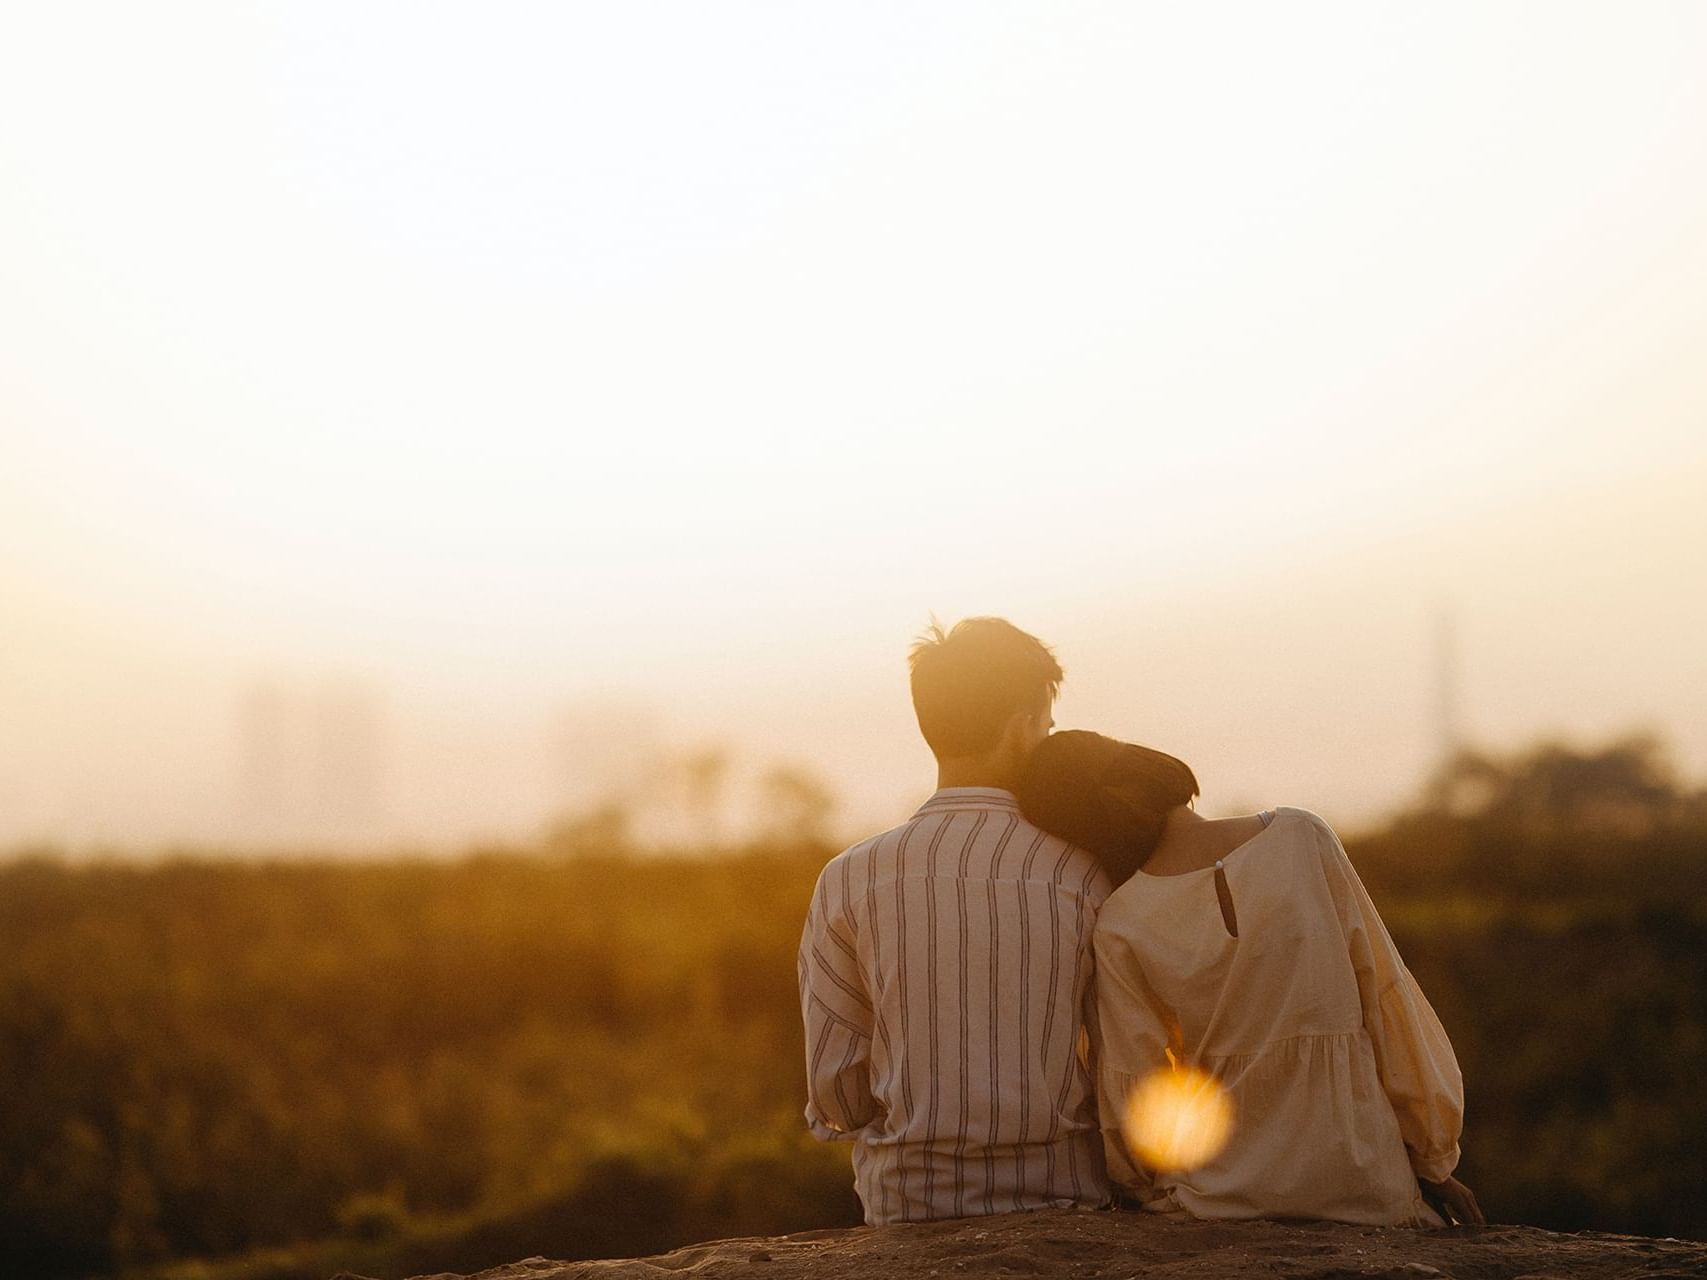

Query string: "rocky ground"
[[363, 1207, 1707, 1280]]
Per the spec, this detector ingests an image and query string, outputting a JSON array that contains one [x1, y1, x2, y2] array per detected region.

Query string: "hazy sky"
[[3, 2, 1705, 852]]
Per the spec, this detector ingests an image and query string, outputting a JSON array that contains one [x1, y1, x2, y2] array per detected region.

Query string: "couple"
[[797, 617, 1484, 1230]]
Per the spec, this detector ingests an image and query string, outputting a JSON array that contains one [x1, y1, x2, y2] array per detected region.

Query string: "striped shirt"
[[797, 786, 1115, 1224]]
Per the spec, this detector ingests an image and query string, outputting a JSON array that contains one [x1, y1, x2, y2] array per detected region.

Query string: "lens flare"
[[1121, 1064, 1234, 1172]]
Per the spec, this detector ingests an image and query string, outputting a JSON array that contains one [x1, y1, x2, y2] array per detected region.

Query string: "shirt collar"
[[912, 786, 1021, 818]]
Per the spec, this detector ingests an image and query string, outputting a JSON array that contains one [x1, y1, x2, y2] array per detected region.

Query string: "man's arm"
[[798, 879, 879, 1141]]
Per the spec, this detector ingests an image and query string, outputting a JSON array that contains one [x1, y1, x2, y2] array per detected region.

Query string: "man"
[[797, 616, 1114, 1225]]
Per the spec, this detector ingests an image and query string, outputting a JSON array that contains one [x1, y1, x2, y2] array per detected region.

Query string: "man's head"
[[908, 616, 1064, 788]]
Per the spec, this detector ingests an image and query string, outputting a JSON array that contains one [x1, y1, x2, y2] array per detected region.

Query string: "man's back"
[[798, 785, 1114, 1224]]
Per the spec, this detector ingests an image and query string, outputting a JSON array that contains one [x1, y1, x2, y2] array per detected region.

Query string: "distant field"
[[4, 793, 1704, 1279]]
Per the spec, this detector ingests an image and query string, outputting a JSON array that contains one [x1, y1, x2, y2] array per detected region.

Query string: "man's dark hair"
[[908, 616, 1064, 760], [1016, 730, 1200, 884]]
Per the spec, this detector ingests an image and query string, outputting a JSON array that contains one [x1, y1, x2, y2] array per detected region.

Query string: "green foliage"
[[2, 735, 1704, 1278], [1367, 732, 1707, 899], [1338, 735, 1707, 1235], [0, 844, 860, 1280]]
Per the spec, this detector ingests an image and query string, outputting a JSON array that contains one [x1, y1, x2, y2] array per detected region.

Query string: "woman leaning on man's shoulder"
[[1016, 730, 1486, 1228]]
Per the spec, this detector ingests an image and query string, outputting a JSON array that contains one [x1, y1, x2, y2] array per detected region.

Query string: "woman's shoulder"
[[1264, 807, 1359, 888], [1268, 805, 1340, 840]]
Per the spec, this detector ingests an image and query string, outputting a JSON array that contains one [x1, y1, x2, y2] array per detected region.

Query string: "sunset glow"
[[1122, 1064, 1235, 1173], [3, 3, 1706, 851], [2, 7, 1704, 1276]]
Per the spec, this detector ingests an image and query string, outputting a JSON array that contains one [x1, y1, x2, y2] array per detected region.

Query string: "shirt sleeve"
[[1311, 815, 1465, 1182], [1090, 924, 1178, 1200], [797, 872, 879, 1142]]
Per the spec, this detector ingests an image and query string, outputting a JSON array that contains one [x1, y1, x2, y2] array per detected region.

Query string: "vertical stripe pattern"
[[798, 786, 1114, 1224]]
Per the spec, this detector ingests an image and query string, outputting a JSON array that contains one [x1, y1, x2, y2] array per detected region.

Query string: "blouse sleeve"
[[1311, 815, 1465, 1182], [1090, 924, 1179, 1200]]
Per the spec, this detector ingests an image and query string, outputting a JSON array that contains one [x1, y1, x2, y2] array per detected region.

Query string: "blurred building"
[[547, 698, 668, 837], [235, 674, 390, 849]]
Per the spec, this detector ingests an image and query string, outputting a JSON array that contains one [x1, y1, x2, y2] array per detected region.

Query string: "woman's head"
[[1015, 730, 1200, 884]]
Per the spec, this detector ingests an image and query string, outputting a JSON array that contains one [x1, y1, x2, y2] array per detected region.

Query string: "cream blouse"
[[1090, 806, 1464, 1227]]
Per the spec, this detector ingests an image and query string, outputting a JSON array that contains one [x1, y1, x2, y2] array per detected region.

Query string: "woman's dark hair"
[[1016, 729, 1200, 884]]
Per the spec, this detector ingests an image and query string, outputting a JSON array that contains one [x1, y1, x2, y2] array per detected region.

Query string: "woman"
[[1016, 730, 1484, 1228]]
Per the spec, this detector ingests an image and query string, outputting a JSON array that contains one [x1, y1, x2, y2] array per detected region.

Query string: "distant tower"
[[312, 679, 387, 842], [1433, 602, 1461, 767], [237, 680, 291, 836]]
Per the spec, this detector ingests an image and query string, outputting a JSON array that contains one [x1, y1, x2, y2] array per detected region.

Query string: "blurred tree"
[[542, 799, 635, 858], [755, 765, 837, 848], [1421, 732, 1686, 836], [1392, 732, 1701, 896], [678, 747, 732, 849], [1497, 732, 1682, 839], [1421, 748, 1509, 819]]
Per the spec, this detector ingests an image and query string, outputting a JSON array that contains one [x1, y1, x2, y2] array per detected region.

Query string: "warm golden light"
[[3, 5, 1706, 855], [1122, 1064, 1234, 1173]]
